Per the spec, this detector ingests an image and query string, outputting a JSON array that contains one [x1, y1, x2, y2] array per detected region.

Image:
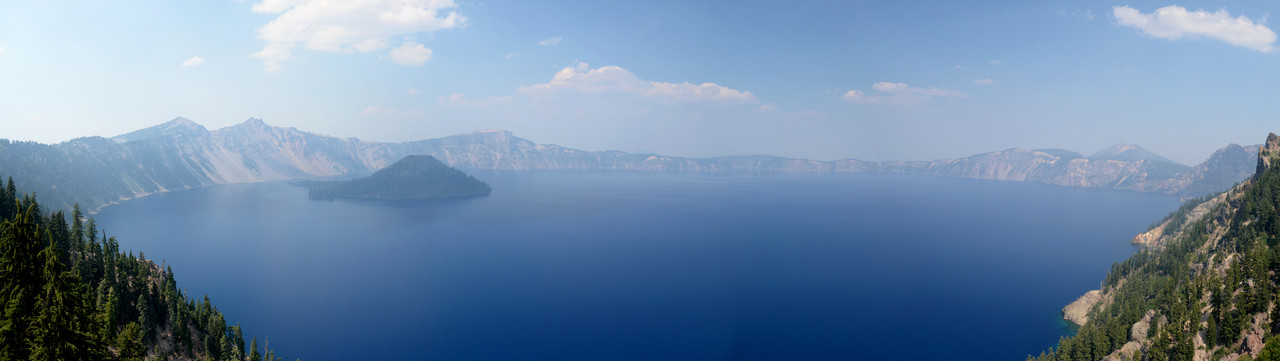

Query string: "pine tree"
[[97, 285, 119, 340], [27, 242, 96, 361], [70, 204, 83, 247], [137, 293, 152, 338], [0, 202, 48, 361], [84, 218, 97, 247], [0, 178, 15, 221], [250, 337, 262, 361], [231, 324, 246, 359], [44, 211, 70, 266], [115, 321, 145, 361]]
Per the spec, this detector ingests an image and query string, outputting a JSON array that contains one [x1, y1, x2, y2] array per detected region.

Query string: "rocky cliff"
[[1037, 133, 1280, 361], [0, 118, 1260, 212]]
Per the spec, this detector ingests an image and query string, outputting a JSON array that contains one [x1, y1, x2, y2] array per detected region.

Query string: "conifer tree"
[[28, 242, 95, 361], [231, 324, 246, 359], [250, 337, 262, 361], [70, 204, 83, 247], [115, 321, 145, 361], [0, 202, 47, 361]]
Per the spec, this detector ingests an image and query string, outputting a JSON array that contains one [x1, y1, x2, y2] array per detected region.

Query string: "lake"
[[93, 171, 1180, 360]]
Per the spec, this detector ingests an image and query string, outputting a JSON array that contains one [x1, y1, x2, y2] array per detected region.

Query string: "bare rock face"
[[1102, 310, 1157, 361], [1132, 226, 1165, 247], [1131, 310, 1155, 342], [1257, 133, 1280, 178], [1242, 312, 1270, 357], [1063, 290, 1103, 326]]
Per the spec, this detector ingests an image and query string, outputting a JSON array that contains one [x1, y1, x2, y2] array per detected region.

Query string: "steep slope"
[[0, 118, 1259, 212], [305, 155, 491, 200], [0, 177, 291, 361], [1180, 143, 1260, 198], [1034, 133, 1280, 361]]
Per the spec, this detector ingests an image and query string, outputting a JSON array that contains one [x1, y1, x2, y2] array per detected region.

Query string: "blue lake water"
[[93, 171, 1179, 360]]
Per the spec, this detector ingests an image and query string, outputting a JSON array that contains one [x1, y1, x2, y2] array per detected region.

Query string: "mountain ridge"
[[0, 117, 1259, 212], [1090, 143, 1185, 166]]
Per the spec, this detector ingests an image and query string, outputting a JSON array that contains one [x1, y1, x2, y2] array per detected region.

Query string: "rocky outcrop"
[[1063, 289, 1103, 326], [1132, 226, 1165, 247], [1132, 192, 1227, 247], [1102, 310, 1156, 361], [1257, 133, 1280, 179]]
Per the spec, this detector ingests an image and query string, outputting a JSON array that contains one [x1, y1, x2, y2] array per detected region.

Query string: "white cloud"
[[0, 47, 6, 55], [505, 53, 518, 60], [953, 64, 964, 69], [843, 82, 966, 105], [1113, 5, 1276, 52], [987, 60, 1002, 65], [973, 78, 996, 85], [518, 62, 758, 104], [756, 103, 778, 112], [352, 38, 388, 52], [406, 88, 421, 95], [389, 41, 432, 65], [181, 56, 206, 67], [438, 93, 465, 103], [537, 37, 562, 46], [841, 90, 867, 102], [872, 82, 910, 92], [250, 0, 466, 71]]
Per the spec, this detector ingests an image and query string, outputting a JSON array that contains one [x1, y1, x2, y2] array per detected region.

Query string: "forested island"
[[0, 176, 292, 360], [302, 155, 491, 201], [1031, 134, 1280, 361]]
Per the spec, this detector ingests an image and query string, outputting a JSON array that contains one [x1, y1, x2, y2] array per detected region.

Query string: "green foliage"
[[1258, 336, 1280, 361], [0, 201, 48, 361], [250, 337, 261, 361], [115, 321, 145, 361], [0, 174, 297, 360], [1030, 156, 1280, 361]]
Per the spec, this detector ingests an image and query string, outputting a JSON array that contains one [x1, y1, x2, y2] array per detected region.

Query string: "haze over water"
[[95, 171, 1178, 360]]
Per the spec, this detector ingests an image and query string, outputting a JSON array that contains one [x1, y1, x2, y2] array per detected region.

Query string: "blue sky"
[[2, 0, 1279, 165]]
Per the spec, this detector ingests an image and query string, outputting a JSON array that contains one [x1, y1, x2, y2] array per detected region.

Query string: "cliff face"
[[1180, 143, 1260, 197], [0, 118, 1260, 211], [1040, 133, 1280, 361], [834, 149, 1192, 193], [1256, 133, 1280, 177]]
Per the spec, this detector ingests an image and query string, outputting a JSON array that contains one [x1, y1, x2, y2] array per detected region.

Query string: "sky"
[[2, 0, 1280, 165]]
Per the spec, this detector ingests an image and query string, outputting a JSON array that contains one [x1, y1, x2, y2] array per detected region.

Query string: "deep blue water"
[[94, 171, 1179, 360]]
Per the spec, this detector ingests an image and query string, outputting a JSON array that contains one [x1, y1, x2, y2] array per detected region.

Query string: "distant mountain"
[[0, 117, 1261, 211], [1089, 143, 1185, 165], [1178, 143, 1260, 197], [304, 155, 491, 201]]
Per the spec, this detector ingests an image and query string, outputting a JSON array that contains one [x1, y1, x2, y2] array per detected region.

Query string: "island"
[[302, 155, 492, 201]]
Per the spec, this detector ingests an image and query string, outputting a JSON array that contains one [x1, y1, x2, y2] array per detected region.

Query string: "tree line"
[[0, 176, 294, 361]]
